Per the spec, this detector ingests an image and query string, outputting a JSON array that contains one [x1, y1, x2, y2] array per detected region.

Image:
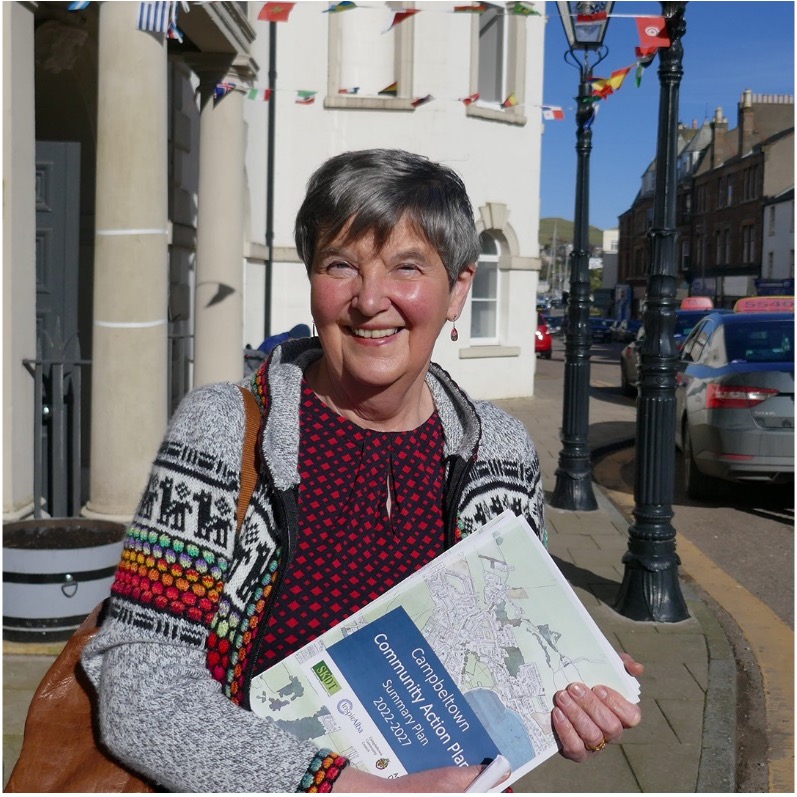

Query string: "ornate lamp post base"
[[615, 540, 688, 621], [551, 463, 597, 511]]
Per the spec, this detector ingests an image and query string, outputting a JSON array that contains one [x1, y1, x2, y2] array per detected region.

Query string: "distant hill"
[[539, 217, 603, 249]]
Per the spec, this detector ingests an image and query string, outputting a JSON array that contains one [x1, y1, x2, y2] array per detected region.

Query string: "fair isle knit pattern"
[[81, 337, 545, 793]]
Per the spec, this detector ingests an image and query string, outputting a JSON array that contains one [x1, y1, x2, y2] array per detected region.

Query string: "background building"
[[3, 1, 545, 522], [617, 90, 794, 315]]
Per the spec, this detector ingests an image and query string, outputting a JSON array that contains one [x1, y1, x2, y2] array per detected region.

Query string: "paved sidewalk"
[[495, 368, 736, 793], [3, 364, 736, 792]]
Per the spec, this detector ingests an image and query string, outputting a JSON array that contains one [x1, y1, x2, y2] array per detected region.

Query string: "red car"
[[535, 312, 552, 359]]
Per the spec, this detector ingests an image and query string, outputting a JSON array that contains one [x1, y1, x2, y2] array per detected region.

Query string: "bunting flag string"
[[295, 90, 317, 104], [220, 79, 560, 124], [137, 1, 178, 36], [636, 15, 671, 49], [324, 1, 358, 12], [258, 2, 296, 22], [591, 66, 631, 100], [67, 1, 91, 10], [501, 92, 519, 109], [541, 105, 565, 121]]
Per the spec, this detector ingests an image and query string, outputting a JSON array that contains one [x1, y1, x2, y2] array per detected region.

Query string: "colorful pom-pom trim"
[[298, 749, 348, 793]]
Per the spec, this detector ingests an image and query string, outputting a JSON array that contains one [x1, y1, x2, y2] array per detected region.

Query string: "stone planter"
[[3, 518, 126, 642]]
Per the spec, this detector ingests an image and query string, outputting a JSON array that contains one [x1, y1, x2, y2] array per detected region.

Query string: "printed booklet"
[[250, 510, 640, 791]]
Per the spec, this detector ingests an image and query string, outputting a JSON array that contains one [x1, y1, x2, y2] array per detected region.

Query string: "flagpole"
[[264, 20, 277, 340]]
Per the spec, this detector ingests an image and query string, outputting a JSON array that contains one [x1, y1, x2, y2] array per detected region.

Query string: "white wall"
[[762, 197, 795, 281], [244, 1, 545, 399]]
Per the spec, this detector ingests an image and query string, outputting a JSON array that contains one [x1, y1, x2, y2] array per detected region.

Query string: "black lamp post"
[[615, 2, 689, 622], [550, 2, 613, 512]]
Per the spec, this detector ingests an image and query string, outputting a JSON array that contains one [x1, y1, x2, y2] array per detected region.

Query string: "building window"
[[724, 228, 731, 264], [715, 230, 722, 264], [681, 238, 690, 271], [478, 6, 506, 103], [470, 233, 500, 343], [769, 205, 776, 235], [467, 4, 528, 125], [742, 225, 755, 264], [767, 251, 774, 277], [726, 177, 733, 206], [717, 177, 724, 208], [325, 2, 414, 109]]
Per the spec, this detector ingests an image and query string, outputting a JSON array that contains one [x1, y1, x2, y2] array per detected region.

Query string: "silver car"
[[675, 311, 794, 498]]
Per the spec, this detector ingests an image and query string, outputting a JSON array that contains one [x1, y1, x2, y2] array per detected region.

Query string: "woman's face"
[[310, 215, 474, 399]]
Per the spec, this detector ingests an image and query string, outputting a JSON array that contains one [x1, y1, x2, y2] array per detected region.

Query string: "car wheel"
[[544, 350, 552, 360], [620, 361, 635, 397], [684, 422, 715, 500]]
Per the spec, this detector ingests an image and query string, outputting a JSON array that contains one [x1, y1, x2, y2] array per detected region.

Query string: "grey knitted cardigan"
[[82, 338, 545, 792]]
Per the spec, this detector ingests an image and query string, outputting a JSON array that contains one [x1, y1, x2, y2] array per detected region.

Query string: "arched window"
[[470, 233, 500, 343]]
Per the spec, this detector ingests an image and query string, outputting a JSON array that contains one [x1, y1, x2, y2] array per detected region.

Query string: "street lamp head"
[[557, 2, 614, 50]]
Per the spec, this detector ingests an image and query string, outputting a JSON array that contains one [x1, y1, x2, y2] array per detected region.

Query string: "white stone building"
[[3, 0, 545, 522]]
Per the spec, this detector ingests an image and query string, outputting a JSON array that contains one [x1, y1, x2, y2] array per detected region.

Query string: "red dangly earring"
[[450, 316, 459, 342]]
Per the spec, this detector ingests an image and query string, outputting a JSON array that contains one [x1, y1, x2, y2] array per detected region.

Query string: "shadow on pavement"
[[551, 554, 622, 606]]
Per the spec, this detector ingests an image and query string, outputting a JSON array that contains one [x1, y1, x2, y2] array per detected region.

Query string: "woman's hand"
[[333, 762, 509, 792], [553, 653, 644, 763]]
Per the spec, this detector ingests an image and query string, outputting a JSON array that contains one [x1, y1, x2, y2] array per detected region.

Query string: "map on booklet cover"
[[250, 510, 640, 790]]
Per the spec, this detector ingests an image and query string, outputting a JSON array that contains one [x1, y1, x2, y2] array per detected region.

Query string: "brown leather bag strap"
[[236, 385, 261, 534]]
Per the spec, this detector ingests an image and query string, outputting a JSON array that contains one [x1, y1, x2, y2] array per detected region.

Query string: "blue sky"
[[540, 1, 796, 231]]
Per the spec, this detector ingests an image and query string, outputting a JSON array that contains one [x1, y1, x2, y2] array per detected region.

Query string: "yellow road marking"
[[594, 456, 795, 793], [676, 536, 795, 794]]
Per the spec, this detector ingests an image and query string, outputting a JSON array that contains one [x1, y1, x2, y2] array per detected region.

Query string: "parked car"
[[610, 319, 643, 343], [619, 309, 732, 396], [674, 311, 794, 498], [589, 317, 614, 343], [535, 312, 552, 359], [543, 313, 563, 337]]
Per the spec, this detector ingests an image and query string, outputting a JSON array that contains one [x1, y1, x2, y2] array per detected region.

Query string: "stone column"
[[84, 2, 168, 519], [2, 3, 36, 519], [192, 58, 253, 387]]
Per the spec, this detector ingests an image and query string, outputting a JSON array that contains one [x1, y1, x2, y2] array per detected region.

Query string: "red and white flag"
[[636, 15, 670, 49]]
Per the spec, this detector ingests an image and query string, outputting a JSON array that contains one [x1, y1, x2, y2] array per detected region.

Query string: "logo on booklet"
[[311, 660, 342, 695]]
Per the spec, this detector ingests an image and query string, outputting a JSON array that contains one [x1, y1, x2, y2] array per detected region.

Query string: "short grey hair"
[[294, 149, 480, 287]]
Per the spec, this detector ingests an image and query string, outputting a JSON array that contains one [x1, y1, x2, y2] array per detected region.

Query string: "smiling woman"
[[81, 148, 642, 793]]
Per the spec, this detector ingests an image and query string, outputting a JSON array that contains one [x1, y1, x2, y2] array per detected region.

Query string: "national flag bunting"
[[634, 47, 658, 88], [378, 81, 398, 96], [137, 1, 177, 35], [247, 88, 272, 101], [386, 9, 420, 31], [512, 2, 541, 15], [411, 94, 434, 108], [460, 92, 480, 106], [636, 15, 670, 49], [501, 92, 518, 108], [577, 9, 607, 22], [213, 82, 236, 103], [338, 87, 361, 95], [541, 105, 564, 120], [295, 90, 317, 105], [591, 66, 631, 100], [324, 1, 357, 12], [453, 3, 487, 13], [258, 2, 295, 22]]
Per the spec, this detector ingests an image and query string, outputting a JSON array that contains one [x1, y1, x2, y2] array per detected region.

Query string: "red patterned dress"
[[255, 382, 446, 672]]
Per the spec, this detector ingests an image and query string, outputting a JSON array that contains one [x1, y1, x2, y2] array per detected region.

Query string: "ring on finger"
[[585, 737, 607, 753]]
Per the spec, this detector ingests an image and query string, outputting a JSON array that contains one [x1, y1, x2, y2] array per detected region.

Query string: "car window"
[[685, 319, 711, 362], [725, 318, 795, 363]]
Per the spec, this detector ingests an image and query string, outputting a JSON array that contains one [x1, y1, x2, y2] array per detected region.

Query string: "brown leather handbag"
[[5, 386, 262, 792]]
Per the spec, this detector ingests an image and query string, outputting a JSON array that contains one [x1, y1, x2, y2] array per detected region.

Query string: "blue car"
[[675, 311, 794, 498]]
